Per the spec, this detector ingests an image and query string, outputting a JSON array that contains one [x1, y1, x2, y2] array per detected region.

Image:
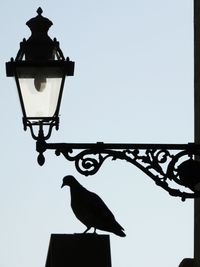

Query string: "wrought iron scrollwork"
[[35, 139, 200, 200], [42, 142, 200, 201], [55, 147, 111, 176]]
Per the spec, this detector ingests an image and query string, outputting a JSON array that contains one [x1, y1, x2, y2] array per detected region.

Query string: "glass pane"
[[18, 76, 62, 118], [16, 67, 63, 118]]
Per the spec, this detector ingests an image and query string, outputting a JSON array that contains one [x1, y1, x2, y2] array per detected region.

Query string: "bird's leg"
[[93, 228, 98, 234], [83, 227, 91, 234]]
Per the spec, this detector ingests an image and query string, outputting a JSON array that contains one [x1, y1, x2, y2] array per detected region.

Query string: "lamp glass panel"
[[16, 67, 63, 118]]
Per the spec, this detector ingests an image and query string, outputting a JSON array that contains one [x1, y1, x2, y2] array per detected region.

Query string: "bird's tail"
[[114, 229, 126, 237], [112, 221, 126, 237]]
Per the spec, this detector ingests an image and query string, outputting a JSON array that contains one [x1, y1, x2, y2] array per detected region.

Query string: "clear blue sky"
[[0, 1, 194, 267]]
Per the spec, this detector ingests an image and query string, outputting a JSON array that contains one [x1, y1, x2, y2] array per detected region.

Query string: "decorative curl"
[[55, 145, 200, 200], [55, 146, 111, 176]]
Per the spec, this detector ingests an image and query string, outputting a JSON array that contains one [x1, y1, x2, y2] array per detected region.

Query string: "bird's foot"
[[83, 227, 91, 234], [93, 228, 98, 234]]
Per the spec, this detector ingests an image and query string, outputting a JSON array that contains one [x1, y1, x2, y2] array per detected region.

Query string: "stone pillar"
[[45, 234, 112, 267], [194, 1, 200, 267]]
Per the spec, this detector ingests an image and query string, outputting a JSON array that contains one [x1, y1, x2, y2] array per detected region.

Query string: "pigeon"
[[61, 175, 126, 237]]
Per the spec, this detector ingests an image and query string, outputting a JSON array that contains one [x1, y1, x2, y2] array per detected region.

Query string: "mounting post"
[[45, 234, 112, 267], [194, 0, 200, 266]]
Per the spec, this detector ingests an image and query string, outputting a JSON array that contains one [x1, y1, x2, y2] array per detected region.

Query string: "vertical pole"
[[194, 0, 200, 266]]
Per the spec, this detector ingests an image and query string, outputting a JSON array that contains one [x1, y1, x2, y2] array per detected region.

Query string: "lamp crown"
[[22, 8, 56, 60], [26, 7, 53, 34]]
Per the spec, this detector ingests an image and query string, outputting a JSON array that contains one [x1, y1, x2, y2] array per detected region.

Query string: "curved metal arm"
[[36, 140, 200, 201]]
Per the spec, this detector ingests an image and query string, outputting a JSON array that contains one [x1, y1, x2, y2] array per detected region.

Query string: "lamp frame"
[[6, 8, 74, 139], [6, 59, 74, 138]]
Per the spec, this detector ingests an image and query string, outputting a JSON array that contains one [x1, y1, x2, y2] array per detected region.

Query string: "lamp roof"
[[26, 7, 53, 33]]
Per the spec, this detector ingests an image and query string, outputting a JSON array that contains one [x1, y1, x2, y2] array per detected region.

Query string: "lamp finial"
[[37, 7, 43, 16]]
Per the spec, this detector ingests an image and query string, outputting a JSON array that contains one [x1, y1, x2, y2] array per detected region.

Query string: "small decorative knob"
[[37, 7, 43, 16]]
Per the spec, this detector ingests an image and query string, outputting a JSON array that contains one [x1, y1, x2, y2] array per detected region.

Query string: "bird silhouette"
[[61, 175, 126, 237]]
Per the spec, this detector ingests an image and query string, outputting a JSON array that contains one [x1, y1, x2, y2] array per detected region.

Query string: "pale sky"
[[0, 1, 194, 267]]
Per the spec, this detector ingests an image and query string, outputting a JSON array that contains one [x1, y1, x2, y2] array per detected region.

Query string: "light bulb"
[[34, 76, 47, 92]]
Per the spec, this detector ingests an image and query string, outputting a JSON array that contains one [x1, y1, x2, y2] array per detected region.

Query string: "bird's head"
[[61, 175, 77, 188]]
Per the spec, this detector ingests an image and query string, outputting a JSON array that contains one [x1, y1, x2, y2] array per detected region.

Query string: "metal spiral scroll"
[[55, 147, 115, 175], [55, 145, 200, 200]]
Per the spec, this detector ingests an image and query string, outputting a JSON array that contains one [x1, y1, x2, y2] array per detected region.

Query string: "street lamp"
[[6, 8, 200, 201], [6, 7, 74, 141]]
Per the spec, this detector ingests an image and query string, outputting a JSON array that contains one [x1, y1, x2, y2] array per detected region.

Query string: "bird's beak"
[[61, 183, 64, 188]]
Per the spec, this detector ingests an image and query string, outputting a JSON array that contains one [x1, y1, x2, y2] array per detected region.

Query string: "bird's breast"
[[70, 190, 93, 226]]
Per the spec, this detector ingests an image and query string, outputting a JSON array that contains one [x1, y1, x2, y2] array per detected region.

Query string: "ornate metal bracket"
[[36, 133, 200, 201]]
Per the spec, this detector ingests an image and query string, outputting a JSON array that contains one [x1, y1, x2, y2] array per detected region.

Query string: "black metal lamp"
[[6, 8, 200, 200], [6, 7, 74, 140]]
